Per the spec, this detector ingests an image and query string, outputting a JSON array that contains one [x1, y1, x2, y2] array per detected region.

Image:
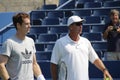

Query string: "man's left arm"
[[33, 53, 45, 80], [93, 59, 113, 80]]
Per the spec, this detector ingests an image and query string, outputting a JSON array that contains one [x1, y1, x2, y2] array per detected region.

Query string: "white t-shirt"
[[51, 34, 99, 80], [0, 35, 36, 80]]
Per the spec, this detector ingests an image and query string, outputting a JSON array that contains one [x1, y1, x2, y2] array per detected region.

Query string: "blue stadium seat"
[[89, 61, 120, 79], [38, 34, 58, 43], [73, 10, 92, 17], [59, 0, 75, 9], [104, 1, 120, 7], [91, 25, 106, 33], [49, 26, 68, 34], [30, 11, 46, 20], [47, 11, 64, 18], [64, 11, 73, 17], [89, 62, 103, 78], [41, 4, 57, 10], [84, 16, 101, 24], [84, 2, 102, 8], [30, 27, 48, 35], [93, 9, 110, 17], [30, 11, 46, 25], [37, 62, 51, 79], [75, 3, 84, 8], [42, 17, 60, 25], [61, 17, 69, 25], [78, 0, 94, 3], [104, 16, 111, 24], [82, 25, 90, 33], [103, 61, 120, 78], [36, 51, 51, 61], [82, 33, 102, 41], [32, 19, 42, 25], [45, 43, 55, 51], [59, 33, 67, 38], [92, 41, 107, 51], [35, 43, 45, 51]]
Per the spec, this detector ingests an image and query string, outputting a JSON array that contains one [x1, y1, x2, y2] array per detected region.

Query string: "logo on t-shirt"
[[21, 49, 32, 64], [21, 48, 32, 59]]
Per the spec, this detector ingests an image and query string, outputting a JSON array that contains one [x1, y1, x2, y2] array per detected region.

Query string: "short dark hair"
[[12, 12, 30, 30]]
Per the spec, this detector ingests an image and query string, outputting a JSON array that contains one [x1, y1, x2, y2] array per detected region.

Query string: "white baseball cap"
[[67, 15, 85, 26]]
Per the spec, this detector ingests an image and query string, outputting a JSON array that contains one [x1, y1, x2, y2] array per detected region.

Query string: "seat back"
[[38, 34, 58, 43]]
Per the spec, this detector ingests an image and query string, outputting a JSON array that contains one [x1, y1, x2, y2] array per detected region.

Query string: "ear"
[[16, 23, 20, 29]]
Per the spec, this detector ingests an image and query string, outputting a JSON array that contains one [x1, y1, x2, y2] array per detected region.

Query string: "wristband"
[[37, 74, 45, 80], [102, 68, 108, 72]]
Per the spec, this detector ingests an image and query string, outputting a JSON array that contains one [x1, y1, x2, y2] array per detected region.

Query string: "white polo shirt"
[[51, 34, 99, 80]]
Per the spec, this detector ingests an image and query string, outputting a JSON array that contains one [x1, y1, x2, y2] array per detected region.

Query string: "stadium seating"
[[103, 1, 120, 7], [91, 25, 106, 33], [58, 0, 75, 9], [84, 16, 101, 24], [92, 9, 110, 17], [82, 33, 102, 41], [89, 60, 120, 78], [73, 10, 92, 17], [37, 61, 51, 79], [42, 17, 60, 25], [29, 27, 48, 36], [77, 0, 94, 3], [35, 43, 45, 51], [49, 26, 68, 34], [1, 0, 120, 80], [47, 11, 64, 18], [92, 41, 107, 51], [38, 34, 58, 43], [61, 17, 69, 24], [64, 10, 73, 17], [84, 2, 102, 8], [45, 43, 55, 51], [82, 25, 91, 33], [41, 4, 57, 10], [30, 11, 46, 25], [36, 51, 51, 61]]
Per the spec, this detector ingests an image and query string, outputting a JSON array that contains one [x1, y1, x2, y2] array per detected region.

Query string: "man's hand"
[[103, 69, 113, 80]]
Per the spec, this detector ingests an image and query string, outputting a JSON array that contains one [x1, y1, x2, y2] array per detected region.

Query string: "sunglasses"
[[74, 22, 83, 26]]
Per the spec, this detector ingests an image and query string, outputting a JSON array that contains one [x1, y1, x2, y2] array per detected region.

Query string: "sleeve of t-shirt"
[[88, 41, 99, 63], [0, 40, 12, 57], [50, 40, 61, 65]]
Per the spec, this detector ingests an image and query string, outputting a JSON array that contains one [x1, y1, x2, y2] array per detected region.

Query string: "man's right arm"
[[0, 55, 10, 80], [50, 63, 58, 80]]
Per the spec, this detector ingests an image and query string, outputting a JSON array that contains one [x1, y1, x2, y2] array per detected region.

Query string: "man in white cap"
[[50, 15, 112, 80]]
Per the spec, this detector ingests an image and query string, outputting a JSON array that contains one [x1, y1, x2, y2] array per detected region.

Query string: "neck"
[[16, 32, 25, 40], [69, 33, 80, 42]]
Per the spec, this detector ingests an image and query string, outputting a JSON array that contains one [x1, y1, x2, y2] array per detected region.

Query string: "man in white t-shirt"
[[0, 12, 45, 80], [50, 15, 113, 80]]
